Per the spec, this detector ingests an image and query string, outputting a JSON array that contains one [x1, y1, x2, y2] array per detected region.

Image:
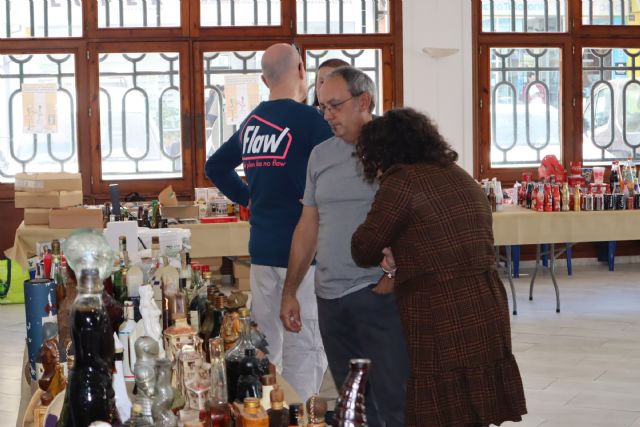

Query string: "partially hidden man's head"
[[261, 43, 307, 95], [317, 66, 376, 143]]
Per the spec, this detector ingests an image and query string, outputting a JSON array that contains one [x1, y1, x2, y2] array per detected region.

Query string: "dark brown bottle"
[[267, 384, 289, 427], [236, 348, 263, 403], [288, 403, 304, 426], [332, 359, 371, 427], [57, 268, 120, 427]]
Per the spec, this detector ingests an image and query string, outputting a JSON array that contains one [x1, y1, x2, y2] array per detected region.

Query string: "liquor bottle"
[[259, 374, 276, 414], [225, 308, 257, 403], [561, 182, 570, 212], [58, 268, 119, 426], [208, 337, 232, 427], [487, 185, 497, 213], [112, 236, 129, 303], [531, 183, 538, 210], [553, 184, 561, 212], [544, 184, 553, 212], [288, 403, 304, 426], [118, 301, 138, 382], [152, 358, 177, 426], [536, 183, 545, 212], [236, 348, 263, 403], [267, 384, 289, 427], [50, 240, 66, 309], [236, 397, 269, 427], [306, 395, 328, 427], [113, 335, 132, 423], [574, 185, 581, 212], [333, 359, 371, 427]]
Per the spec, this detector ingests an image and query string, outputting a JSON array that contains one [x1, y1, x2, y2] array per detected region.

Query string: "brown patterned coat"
[[352, 163, 527, 427]]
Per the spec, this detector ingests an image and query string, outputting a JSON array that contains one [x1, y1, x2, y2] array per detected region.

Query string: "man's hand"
[[371, 274, 395, 295], [381, 247, 396, 271], [280, 293, 302, 333]]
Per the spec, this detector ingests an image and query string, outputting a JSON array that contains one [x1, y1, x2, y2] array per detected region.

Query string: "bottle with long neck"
[[118, 301, 138, 382], [225, 308, 256, 403], [208, 337, 232, 427], [113, 236, 129, 303], [59, 268, 119, 426], [333, 359, 371, 427], [51, 240, 66, 309]]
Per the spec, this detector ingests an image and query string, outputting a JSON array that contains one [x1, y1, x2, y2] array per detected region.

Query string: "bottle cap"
[[243, 397, 261, 410], [238, 307, 250, 317], [270, 383, 284, 409]]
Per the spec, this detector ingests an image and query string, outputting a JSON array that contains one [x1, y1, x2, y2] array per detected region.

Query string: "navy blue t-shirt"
[[205, 99, 333, 268]]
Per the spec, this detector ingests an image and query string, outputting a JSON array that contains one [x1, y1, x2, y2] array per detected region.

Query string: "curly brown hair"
[[356, 108, 459, 183]]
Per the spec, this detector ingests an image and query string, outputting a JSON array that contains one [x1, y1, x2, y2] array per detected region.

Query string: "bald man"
[[205, 43, 331, 401]]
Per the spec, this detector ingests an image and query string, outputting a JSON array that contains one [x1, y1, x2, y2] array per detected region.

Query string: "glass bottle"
[[118, 301, 138, 382], [260, 374, 276, 413], [487, 185, 496, 212], [236, 348, 263, 403], [236, 397, 269, 427], [51, 239, 66, 308], [113, 236, 129, 303], [561, 182, 570, 212], [267, 384, 289, 427], [306, 395, 328, 427], [288, 403, 304, 426], [152, 358, 177, 427], [225, 307, 256, 403], [208, 337, 232, 427], [59, 268, 119, 426], [333, 359, 371, 427]]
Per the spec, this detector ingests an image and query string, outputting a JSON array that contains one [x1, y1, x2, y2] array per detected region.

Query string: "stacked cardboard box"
[[15, 173, 87, 228], [232, 256, 251, 291]]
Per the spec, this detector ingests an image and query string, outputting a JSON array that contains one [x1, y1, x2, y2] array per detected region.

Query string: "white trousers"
[[249, 264, 327, 402]]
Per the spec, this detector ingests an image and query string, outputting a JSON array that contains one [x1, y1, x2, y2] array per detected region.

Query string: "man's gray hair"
[[325, 66, 377, 113]]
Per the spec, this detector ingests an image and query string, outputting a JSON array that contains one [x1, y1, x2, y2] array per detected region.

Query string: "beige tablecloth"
[[492, 205, 640, 246], [6, 221, 251, 270]]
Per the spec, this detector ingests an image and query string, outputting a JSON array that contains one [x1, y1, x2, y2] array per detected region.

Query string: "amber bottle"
[[332, 359, 371, 427]]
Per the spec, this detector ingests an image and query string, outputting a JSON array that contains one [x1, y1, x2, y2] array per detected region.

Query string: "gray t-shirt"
[[303, 136, 382, 299]]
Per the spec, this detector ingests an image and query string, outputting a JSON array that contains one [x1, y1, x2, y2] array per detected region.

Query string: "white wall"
[[402, 1, 473, 174]]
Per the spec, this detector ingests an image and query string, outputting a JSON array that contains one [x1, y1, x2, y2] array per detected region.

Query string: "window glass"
[[203, 51, 269, 158], [0, 54, 78, 183], [297, 0, 390, 34], [97, 0, 180, 28], [201, 0, 281, 27], [582, 47, 640, 163], [481, 0, 567, 32], [582, 0, 640, 25], [0, 0, 83, 38], [99, 52, 182, 180], [490, 47, 562, 167]]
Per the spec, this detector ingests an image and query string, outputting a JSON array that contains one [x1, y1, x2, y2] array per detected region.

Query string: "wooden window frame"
[[0, 0, 403, 202], [473, 0, 640, 184]]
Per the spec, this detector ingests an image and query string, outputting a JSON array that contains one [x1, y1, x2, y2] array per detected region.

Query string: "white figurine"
[[138, 284, 165, 358]]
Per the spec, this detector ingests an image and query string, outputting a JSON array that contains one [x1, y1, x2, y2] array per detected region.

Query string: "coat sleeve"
[[351, 168, 412, 267], [204, 130, 250, 207]]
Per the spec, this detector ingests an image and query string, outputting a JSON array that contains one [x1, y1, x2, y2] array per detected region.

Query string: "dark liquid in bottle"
[[207, 401, 232, 427], [225, 360, 241, 403], [67, 305, 120, 426]]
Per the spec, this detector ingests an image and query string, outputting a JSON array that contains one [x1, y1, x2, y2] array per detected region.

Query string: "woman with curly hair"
[[351, 108, 527, 427]]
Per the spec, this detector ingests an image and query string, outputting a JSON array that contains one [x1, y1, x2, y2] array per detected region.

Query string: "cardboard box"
[[23, 208, 50, 226], [158, 185, 178, 206], [15, 172, 81, 193], [49, 207, 103, 229], [15, 190, 83, 209], [162, 204, 199, 220], [234, 277, 250, 291], [192, 257, 224, 268], [233, 258, 251, 279]]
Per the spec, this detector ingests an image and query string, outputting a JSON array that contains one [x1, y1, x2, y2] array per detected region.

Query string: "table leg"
[[505, 245, 517, 315], [529, 244, 540, 301], [549, 243, 561, 313]]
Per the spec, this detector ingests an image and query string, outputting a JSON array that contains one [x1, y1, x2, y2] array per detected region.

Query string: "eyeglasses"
[[319, 95, 357, 115]]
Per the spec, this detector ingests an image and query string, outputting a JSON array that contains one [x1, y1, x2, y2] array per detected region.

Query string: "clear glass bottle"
[[59, 268, 119, 426], [333, 359, 371, 427], [113, 236, 129, 303], [208, 337, 232, 427], [225, 307, 256, 403]]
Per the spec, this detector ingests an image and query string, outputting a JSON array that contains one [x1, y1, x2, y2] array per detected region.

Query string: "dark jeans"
[[317, 285, 410, 427]]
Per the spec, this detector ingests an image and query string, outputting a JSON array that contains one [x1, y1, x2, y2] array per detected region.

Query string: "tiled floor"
[[3, 263, 640, 426]]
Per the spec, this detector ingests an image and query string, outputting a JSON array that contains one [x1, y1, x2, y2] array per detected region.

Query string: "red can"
[[239, 205, 250, 221]]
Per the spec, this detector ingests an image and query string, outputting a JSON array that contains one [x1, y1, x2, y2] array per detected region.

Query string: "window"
[[0, 1, 403, 198], [474, 0, 640, 181]]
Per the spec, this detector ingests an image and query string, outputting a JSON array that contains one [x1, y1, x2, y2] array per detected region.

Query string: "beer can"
[[23, 278, 58, 380]]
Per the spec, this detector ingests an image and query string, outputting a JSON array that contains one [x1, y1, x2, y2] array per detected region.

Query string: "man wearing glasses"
[[205, 43, 331, 402], [280, 67, 409, 426]]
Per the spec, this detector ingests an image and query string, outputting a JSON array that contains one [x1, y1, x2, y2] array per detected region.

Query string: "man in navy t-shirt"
[[205, 43, 332, 401]]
